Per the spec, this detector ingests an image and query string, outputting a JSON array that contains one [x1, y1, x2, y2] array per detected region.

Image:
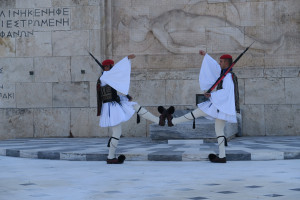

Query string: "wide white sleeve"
[[100, 57, 131, 95], [199, 54, 221, 91], [210, 73, 236, 115]]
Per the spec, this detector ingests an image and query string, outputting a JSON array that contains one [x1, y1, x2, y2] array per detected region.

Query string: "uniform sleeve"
[[199, 54, 221, 91], [100, 57, 131, 95]]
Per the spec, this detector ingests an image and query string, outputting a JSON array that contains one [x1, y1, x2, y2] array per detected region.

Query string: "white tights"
[[107, 103, 159, 159], [172, 108, 227, 158]]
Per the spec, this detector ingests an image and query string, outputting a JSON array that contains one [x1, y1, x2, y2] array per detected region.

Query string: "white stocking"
[[172, 108, 207, 125], [108, 124, 122, 159], [215, 119, 226, 158], [133, 104, 159, 124]]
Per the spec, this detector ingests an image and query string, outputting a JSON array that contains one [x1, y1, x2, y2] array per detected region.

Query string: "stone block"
[[226, 2, 264, 27], [146, 68, 199, 80], [166, 80, 200, 105], [34, 57, 71, 82], [285, 78, 300, 104], [89, 30, 102, 59], [245, 78, 285, 104], [71, 56, 101, 82], [52, 30, 89, 56], [16, 0, 52, 8], [52, 0, 89, 6], [147, 54, 202, 70], [263, 68, 282, 78], [292, 105, 300, 135], [16, 83, 52, 108], [129, 80, 165, 106], [16, 32, 52, 57], [238, 78, 245, 106], [0, 38, 15, 57], [71, 6, 100, 30], [89, 0, 101, 6], [265, 105, 294, 136], [70, 108, 108, 137], [0, 58, 34, 82], [89, 81, 97, 107], [0, 108, 34, 140], [282, 67, 300, 78], [53, 82, 89, 107], [0, 0, 16, 7], [206, 27, 245, 53], [0, 83, 16, 108], [33, 108, 70, 137], [264, 54, 299, 67], [241, 105, 265, 136]]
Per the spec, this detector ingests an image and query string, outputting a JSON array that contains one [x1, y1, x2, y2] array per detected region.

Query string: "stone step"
[[168, 139, 203, 145]]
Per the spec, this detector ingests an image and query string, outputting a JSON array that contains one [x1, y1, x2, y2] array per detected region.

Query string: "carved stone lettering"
[[0, 8, 70, 38]]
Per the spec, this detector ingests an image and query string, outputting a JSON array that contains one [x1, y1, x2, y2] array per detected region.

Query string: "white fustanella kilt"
[[197, 100, 237, 123], [99, 95, 137, 127]]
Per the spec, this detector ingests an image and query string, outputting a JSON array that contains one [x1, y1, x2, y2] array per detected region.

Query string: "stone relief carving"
[[128, 9, 286, 54]]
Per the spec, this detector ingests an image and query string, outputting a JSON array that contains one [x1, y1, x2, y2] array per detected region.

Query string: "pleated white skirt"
[[197, 100, 237, 123], [99, 95, 137, 127]]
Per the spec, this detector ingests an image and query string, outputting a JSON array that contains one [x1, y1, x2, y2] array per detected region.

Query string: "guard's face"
[[103, 65, 113, 71], [219, 59, 229, 69]]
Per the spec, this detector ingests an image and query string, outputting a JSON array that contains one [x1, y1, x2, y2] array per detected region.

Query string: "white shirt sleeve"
[[100, 57, 131, 95], [199, 54, 221, 91]]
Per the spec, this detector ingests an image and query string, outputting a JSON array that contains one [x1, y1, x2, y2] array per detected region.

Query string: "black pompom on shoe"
[[166, 106, 175, 127], [118, 154, 126, 164], [158, 106, 167, 126], [208, 154, 226, 163]]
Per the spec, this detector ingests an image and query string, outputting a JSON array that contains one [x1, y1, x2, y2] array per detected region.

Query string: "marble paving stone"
[[37, 151, 60, 160], [6, 149, 20, 157], [86, 154, 107, 161], [20, 150, 38, 159], [60, 153, 86, 161], [251, 150, 284, 161]]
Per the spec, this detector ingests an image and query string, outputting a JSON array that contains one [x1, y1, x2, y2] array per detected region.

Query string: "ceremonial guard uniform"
[[170, 52, 239, 163], [97, 55, 160, 164]]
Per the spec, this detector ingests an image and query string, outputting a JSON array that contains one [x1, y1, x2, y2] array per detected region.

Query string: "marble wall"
[[0, 0, 299, 139]]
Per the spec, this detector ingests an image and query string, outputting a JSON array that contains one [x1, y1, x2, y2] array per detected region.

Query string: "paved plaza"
[[0, 136, 300, 199], [0, 156, 300, 200]]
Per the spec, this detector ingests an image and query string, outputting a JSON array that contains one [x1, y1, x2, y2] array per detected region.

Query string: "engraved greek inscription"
[[0, 8, 71, 38], [0, 92, 15, 99]]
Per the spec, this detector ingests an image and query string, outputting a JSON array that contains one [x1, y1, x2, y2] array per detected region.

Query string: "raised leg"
[[133, 103, 159, 124], [172, 108, 207, 125]]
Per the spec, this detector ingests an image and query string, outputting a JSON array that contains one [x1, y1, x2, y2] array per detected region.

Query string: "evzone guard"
[[95, 54, 173, 164], [159, 50, 240, 163]]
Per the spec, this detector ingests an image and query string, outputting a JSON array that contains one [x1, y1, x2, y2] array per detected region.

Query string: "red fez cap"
[[102, 59, 114, 66], [220, 54, 232, 59]]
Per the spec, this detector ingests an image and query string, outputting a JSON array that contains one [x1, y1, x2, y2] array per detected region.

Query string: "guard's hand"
[[204, 93, 211, 98], [126, 95, 133, 101], [128, 54, 136, 59], [199, 50, 206, 56]]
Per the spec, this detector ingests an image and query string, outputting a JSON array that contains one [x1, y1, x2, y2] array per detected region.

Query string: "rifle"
[[206, 41, 255, 93], [88, 51, 104, 70]]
